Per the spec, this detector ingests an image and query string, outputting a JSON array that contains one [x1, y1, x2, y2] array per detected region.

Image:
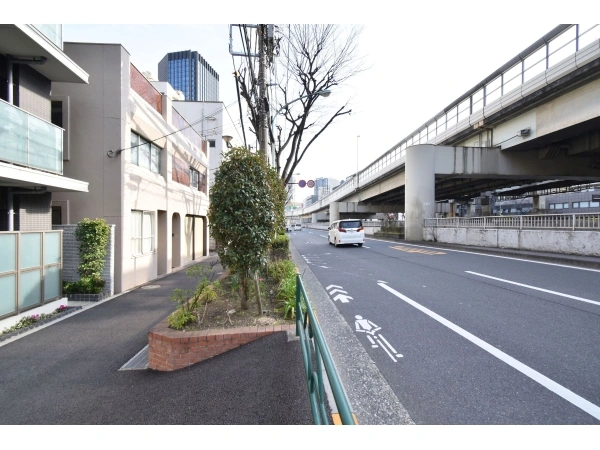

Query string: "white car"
[[328, 219, 364, 247], [293, 223, 302, 231]]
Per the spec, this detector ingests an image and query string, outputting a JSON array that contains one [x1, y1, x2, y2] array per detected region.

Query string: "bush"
[[65, 218, 110, 295], [63, 276, 105, 294], [268, 259, 296, 284]]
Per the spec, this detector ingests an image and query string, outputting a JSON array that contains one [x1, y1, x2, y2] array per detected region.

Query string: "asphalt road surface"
[[288, 228, 600, 424]]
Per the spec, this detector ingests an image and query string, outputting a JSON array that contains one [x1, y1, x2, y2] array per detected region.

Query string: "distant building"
[[314, 177, 340, 199], [158, 51, 219, 102]]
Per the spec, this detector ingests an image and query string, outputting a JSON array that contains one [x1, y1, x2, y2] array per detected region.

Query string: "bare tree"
[[235, 24, 366, 185]]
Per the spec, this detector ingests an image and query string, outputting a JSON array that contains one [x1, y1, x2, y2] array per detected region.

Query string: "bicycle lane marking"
[[377, 281, 600, 421]]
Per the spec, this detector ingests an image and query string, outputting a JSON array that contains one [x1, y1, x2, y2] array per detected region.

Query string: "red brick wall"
[[130, 64, 162, 114], [172, 156, 190, 186], [148, 318, 295, 371]]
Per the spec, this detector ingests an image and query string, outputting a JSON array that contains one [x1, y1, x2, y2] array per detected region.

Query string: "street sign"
[[298, 180, 306, 188], [307, 180, 315, 188]]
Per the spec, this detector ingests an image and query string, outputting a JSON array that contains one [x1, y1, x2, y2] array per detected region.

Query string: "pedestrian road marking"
[[377, 281, 600, 421], [390, 245, 445, 255], [466, 271, 600, 307]]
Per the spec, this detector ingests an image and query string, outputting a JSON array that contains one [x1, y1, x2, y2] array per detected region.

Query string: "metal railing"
[[425, 213, 600, 231], [295, 273, 355, 425]]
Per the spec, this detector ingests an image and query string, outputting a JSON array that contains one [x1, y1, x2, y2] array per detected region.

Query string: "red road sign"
[[307, 180, 315, 188]]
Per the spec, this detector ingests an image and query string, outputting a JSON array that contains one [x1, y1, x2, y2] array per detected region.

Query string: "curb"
[[0, 306, 82, 342]]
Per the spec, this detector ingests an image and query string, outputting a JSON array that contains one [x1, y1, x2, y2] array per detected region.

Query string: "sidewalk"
[[0, 254, 315, 425]]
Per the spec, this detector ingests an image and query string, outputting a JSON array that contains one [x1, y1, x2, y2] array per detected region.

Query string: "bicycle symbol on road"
[[354, 315, 403, 363]]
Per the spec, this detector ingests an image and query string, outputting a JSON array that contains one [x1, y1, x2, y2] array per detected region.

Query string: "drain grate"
[[119, 345, 148, 370]]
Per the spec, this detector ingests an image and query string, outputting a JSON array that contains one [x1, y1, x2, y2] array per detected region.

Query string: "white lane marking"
[[326, 284, 343, 290], [367, 239, 600, 273], [320, 235, 328, 239], [329, 289, 348, 295], [466, 271, 600, 307], [364, 246, 370, 248], [333, 293, 353, 303], [378, 281, 600, 421], [319, 266, 329, 269]]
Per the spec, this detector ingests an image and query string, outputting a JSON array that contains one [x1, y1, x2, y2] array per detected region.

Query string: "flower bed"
[[148, 316, 295, 371], [0, 306, 82, 342]]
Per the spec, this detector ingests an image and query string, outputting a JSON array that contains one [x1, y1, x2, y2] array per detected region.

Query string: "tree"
[[235, 24, 365, 185], [208, 146, 283, 311]]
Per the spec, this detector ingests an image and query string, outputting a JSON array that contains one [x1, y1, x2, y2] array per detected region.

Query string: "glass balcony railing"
[[32, 24, 63, 49], [0, 99, 63, 174]]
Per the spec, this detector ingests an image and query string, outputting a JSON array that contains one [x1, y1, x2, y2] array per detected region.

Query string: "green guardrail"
[[295, 273, 356, 425]]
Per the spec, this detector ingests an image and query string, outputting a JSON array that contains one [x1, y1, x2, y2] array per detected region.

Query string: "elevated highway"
[[289, 25, 600, 240]]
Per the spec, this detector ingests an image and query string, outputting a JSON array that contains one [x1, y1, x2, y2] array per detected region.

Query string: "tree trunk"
[[254, 270, 263, 315]]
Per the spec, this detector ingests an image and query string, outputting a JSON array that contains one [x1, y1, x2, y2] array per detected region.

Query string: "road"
[[287, 228, 600, 424]]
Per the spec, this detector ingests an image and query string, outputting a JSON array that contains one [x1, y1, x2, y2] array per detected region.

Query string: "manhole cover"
[[141, 285, 160, 290]]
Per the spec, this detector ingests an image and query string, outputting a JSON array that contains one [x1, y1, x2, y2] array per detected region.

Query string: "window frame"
[[130, 131, 162, 174], [131, 210, 155, 256]]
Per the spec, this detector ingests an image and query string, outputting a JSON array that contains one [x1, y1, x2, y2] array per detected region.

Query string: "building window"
[[550, 203, 569, 210], [189, 165, 207, 194], [190, 167, 199, 189], [130, 131, 161, 174], [208, 140, 216, 148], [591, 201, 600, 207], [131, 210, 155, 255]]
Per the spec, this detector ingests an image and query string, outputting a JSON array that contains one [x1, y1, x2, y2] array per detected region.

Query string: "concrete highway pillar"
[[329, 202, 340, 224], [311, 213, 318, 224], [405, 145, 435, 241], [532, 195, 540, 213]]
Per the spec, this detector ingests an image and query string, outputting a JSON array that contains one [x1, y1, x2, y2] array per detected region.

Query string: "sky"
[[58, 18, 560, 201]]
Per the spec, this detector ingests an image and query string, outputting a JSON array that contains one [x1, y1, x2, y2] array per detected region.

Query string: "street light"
[[222, 135, 233, 149], [270, 89, 332, 163]]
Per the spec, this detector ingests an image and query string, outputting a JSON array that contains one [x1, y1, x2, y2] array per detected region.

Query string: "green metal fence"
[[295, 273, 356, 425]]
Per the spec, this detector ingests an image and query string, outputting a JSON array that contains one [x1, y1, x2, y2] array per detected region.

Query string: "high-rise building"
[[158, 51, 219, 102], [314, 177, 340, 199]]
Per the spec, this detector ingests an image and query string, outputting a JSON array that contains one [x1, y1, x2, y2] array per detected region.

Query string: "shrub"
[[65, 218, 110, 294], [167, 265, 222, 330], [268, 259, 296, 284]]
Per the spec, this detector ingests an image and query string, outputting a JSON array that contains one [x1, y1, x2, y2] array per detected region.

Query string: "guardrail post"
[[519, 215, 523, 230], [572, 214, 576, 231]]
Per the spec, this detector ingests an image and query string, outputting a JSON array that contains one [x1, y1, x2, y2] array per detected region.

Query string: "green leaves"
[[208, 147, 286, 310]]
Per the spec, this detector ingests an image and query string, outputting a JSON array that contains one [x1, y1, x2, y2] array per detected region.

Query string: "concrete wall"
[[428, 227, 600, 257]]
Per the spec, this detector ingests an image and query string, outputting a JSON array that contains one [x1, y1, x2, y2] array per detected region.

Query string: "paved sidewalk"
[[0, 255, 315, 425]]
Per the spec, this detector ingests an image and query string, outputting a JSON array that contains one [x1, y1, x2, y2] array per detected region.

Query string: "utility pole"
[[258, 24, 268, 161]]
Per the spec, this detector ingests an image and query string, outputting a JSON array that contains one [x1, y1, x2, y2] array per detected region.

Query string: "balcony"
[[0, 99, 63, 175]]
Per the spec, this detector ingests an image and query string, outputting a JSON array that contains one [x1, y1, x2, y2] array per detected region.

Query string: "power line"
[[107, 99, 239, 158]]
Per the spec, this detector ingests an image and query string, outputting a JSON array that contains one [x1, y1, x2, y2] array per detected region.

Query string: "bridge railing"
[[295, 272, 356, 425], [425, 213, 600, 230]]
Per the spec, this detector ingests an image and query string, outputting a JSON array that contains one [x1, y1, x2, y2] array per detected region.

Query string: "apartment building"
[[52, 42, 209, 294], [0, 25, 89, 327]]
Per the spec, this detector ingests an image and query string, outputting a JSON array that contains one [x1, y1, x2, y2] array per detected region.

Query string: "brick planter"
[[148, 317, 296, 372]]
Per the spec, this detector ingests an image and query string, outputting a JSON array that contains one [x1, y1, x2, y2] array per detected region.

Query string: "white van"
[[328, 219, 364, 247]]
